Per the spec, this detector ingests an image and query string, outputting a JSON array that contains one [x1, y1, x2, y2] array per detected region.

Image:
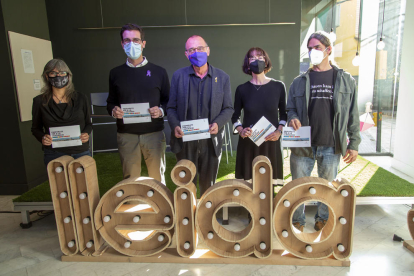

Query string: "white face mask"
[[123, 42, 142, 60], [309, 48, 328, 65]]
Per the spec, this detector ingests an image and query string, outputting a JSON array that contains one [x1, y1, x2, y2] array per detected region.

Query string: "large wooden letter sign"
[[48, 156, 106, 256], [403, 209, 414, 253], [48, 155, 356, 266], [196, 156, 273, 258]]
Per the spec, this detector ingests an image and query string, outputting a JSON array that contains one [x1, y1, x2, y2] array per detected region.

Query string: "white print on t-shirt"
[[310, 84, 334, 100]]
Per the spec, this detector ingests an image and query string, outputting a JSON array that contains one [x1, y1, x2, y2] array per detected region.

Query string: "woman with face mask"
[[231, 47, 287, 187], [31, 59, 92, 165]]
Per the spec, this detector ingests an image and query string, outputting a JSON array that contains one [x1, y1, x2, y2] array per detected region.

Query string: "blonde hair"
[[41, 59, 76, 105]]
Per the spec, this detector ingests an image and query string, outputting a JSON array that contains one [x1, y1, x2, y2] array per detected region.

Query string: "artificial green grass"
[[13, 152, 414, 203], [14, 152, 237, 202], [359, 166, 414, 197]]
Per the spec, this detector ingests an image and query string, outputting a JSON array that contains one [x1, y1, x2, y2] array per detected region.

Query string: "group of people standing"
[[31, 23, 360, 232]]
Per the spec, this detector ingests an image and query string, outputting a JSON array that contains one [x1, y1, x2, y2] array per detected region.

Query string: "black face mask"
[[249, 60, 266, 74], [48, 75, 69, 88]]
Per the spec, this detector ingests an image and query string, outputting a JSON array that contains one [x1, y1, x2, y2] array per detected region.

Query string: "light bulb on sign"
[[234, 243, 240, 251], [309, 187, 316, 194], [79, 192, 87, 200], [207, 231, 214, 239], [341, 189, 349, 197], [259, 242, 266, 250], [182, 217, 189, 225], [283, 200, 290, 207], [55, 166, 63, 173], [377, 38, 385, 50], [63, 216, 71, 224], [306, 245, 313, 253], [282, 230, 289, 238], [164, 215, 171, 223], [75, 167, 84, 174], [352, 52, 360, 67], [83, 217, 90, 224], [60, 192, 68, 199], [158, 234, 165, 242], [205, 201, 212, 208], [86, 240, 94, 248], [133, 215, 140, 223], [103, 215, 111, 222], [179, 170, 186, 178], [259, 192, 266, 199], [259, 167, 266, 174], [124, 241, 131, 248], [68, 240, 75, 248], [337, 244, 345, 252], [259, 217, 266, 225], [339, 217, 347, 225], [181, 192, 188, 200], [116, 190, 124, 197], [233, 189, 240, 196], [184, 242, 190, 250], [147, 190, 154, 197]]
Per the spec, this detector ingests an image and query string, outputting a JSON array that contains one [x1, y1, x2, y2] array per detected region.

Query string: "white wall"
[[358, 0, 379, 112], [392, 0, 414, 177]]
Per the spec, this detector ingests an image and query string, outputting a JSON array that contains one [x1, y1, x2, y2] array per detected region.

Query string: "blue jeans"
[[291, 146, 340, 226], [44, 149, 91, 166]]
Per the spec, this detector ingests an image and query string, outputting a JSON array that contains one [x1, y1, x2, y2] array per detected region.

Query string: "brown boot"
[[293, 222, 304, 232], [314, 220, 327, 231]]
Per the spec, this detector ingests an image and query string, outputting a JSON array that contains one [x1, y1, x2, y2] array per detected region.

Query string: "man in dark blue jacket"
[[167, 35, 234, 196]]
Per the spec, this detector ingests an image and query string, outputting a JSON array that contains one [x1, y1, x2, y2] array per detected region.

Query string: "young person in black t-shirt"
[[107, 23, 170, 183], [287, 31, 360, 232], [32, 59, 92, 165]]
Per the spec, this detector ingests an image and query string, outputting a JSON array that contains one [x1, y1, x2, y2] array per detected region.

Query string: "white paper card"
[[249, 116, 276, 147], [21, 49, 35, 74], [33, 79, 41, 90], [281, 126, 311, 148], [181, 119, 211, 142], [122, 103, 151, 124], [50, 125, 82, 148]]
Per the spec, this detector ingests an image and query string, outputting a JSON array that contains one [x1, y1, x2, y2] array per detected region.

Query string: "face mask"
[[48, 75, 69, 89], [124, 42, 142, 60], [309, 48, 328, 65], [188, 52, 208, 67], [249, 60, 266, 74]]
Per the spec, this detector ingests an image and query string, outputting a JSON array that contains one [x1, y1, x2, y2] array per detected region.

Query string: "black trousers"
[[176, 138, 221, 196]]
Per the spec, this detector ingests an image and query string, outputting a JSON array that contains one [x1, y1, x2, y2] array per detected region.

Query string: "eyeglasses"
[[186, 46, 208, 55], [249, 56, 265, 62], [122, 38, 142, 45], [48, 71, 68, 77]]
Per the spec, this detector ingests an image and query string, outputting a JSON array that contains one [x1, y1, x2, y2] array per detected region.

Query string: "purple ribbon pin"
[[146, 70, 151, 77]]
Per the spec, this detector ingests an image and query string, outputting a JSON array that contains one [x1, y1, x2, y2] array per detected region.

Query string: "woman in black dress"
[[232, 47, 287, 184], [31, 59, 92, 165]]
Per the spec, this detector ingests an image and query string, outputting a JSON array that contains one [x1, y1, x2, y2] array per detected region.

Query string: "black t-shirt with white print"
[[308, 68, 335, 147]]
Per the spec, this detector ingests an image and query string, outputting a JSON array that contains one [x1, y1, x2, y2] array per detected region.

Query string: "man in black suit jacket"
[[167, 35, 234, 196]]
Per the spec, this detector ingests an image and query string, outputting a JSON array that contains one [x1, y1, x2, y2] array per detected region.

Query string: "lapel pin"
[[146, 70, 151, 77], [215, 77, 217, 83]]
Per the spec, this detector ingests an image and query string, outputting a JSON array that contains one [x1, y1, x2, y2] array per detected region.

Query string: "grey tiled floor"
[[1, 195, 414, 275]]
